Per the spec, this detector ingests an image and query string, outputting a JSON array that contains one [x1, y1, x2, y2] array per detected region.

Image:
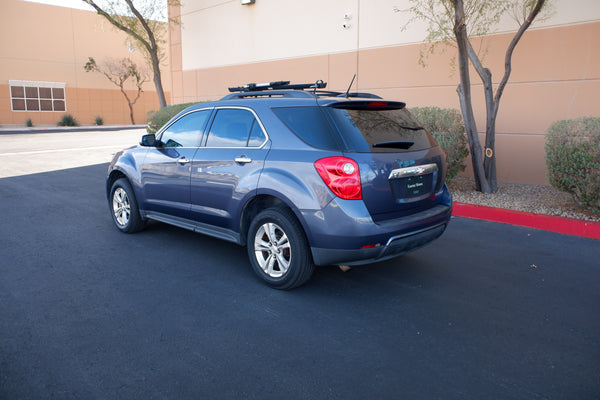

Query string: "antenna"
[[344, 74, 356, 98], [312, 79, 325, 95]]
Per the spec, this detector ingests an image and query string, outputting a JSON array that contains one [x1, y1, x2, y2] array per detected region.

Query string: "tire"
[[247, 207, 315, 290], [109, 178, 144, 233]]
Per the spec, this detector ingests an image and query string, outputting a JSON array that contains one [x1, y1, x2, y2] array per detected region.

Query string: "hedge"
[[146, 102, 201, 134], [545, 117, 600, 211], [410, 106, 469, 184]]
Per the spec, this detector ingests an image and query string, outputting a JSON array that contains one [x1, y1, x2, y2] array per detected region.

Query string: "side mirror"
[[140, 133, 157, 147]]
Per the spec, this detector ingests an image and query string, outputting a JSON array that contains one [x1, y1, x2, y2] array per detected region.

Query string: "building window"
[[9, 80, 66, 112]]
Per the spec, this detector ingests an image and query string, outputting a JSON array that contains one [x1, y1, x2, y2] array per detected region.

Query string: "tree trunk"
[[119, 86, 136, 124], [457, 85, 489, 193], [481, 70, 498, 193], [468, 0, 546, 192], [151, 54, 167, 108], [83, 0, 168, 109], [124, 0, 167, 109], [452, 0, 491, 193], [483, 114, 498, 192], [464, 41, 498, 192], [128, 102, 136, 125]]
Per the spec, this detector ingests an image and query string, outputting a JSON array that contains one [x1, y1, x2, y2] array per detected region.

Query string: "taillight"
[[367, 101, 388, 109], [314, 157, 362, 200]]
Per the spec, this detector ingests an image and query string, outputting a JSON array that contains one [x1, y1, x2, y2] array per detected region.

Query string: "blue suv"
[[107, 81, 452, 289]]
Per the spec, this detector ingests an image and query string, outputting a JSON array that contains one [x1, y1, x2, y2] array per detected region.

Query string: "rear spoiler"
[[326, 100, 406, 110]]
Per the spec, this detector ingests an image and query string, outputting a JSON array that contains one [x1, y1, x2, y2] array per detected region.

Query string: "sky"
[[20, 0, 169, 21], [22, 0, 95, 11]]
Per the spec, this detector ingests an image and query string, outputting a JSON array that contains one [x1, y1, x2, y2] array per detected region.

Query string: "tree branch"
[[123, 0, 159, 53], [494, 0, 546, 107], [81, 0, 154, 55], [465, 40, 491, 85]]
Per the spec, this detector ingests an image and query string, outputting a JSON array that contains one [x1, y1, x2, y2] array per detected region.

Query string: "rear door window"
[[205, 108, 266, 148]]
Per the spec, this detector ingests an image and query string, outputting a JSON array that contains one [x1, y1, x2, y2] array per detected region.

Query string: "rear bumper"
[[311, 221, 448, 266], [303, 185, 452, 266]]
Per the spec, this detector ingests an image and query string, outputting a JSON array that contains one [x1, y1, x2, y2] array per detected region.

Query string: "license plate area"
[[390, 173, 433, 200], [388, 163, 438, 203]]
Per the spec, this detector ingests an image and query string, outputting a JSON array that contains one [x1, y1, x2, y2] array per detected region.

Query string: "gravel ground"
[[448, 176, 600, 222]]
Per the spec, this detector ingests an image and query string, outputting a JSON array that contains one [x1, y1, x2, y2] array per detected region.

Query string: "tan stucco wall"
[[1, 0, 171, 126], [169, 0, 600, 185], [0, 84, 162, 126]]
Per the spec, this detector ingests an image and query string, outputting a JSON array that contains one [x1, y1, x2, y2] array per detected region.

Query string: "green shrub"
[[146, 102, 201, 134], [95, 116, 104, 126], [57, 114, 79, 127], [410, 106, 469, 184], [545, 117, 600, 210], [26, 118, 33, 127]]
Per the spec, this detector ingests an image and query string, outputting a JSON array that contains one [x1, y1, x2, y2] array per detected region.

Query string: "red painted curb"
[[452, 202, 600, 240]]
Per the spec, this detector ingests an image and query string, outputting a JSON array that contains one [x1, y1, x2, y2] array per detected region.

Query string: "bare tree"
[[82, 0, 179, 108], [400, 0, 551, 192], [85, 57, 148, 124]]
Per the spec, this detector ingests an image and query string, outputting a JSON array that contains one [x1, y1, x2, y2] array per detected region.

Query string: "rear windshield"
[[272, 105, 437, 153], [324, 107, 438, 153]]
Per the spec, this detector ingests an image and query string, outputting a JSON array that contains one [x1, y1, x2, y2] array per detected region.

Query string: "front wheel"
[[247, 207, 314, 290], [109, 178, 144, 233]]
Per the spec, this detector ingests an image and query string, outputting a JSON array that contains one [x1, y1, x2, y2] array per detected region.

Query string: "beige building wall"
[[169, 0, 600, 185], [0, 0, 171, 126]]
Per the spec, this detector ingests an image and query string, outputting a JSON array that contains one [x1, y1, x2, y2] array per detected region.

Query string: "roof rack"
[[228, 80, 327, 93], [222, 80, 383, 100], [221, 90, 317, 100]]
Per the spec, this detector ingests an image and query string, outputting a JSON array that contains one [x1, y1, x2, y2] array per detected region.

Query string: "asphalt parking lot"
[[1, 130, 599, 399]]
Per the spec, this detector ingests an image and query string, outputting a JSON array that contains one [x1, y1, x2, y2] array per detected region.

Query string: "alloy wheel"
[[254, 222, 291, 278], [112, 187, 131, 227]]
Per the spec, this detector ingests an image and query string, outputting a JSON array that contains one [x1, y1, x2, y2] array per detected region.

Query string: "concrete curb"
[[453, 202, 600, 240], [0, 125, 146, 135]]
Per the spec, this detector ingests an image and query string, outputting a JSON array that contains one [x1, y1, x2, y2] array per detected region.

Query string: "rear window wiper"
[[372, 141, 415, 149], [399, 125, 424, 131]]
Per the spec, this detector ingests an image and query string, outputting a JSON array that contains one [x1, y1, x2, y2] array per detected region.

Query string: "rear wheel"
[[110, 178, 144, 233], [247, 207, 314, 290]]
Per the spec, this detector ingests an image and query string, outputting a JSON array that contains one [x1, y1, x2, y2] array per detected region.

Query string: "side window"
[[206, 108, 265, 148], [247, 120, 266, 147], [272, 107, 340, 150], [159, 110, 210, 148]]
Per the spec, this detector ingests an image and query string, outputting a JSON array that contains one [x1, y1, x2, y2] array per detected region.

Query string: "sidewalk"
[[0, 125, 146, 135], [453, 202, 600, 240]]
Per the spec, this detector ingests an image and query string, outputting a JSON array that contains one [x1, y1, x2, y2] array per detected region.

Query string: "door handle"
[[177, 157, 191, 165], [234, 156, 252, 164]]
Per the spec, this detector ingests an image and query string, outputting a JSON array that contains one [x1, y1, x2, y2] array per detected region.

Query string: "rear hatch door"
[[322, 101, 445, 221]]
